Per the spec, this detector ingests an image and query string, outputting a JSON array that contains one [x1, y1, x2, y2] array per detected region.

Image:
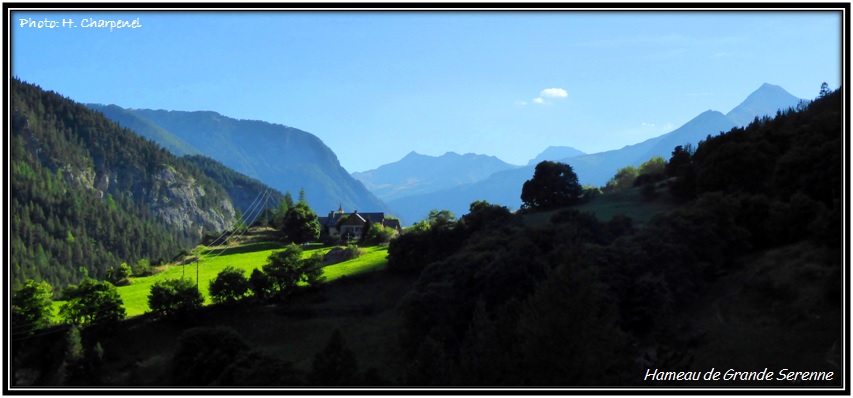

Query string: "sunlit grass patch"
[[322, 246, 389, 281], [111, 243, 387, 318]]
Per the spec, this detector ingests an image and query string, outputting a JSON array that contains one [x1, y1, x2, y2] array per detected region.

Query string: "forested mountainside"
[[10, 78, 238, 289], [7, 85, 841, 388], [383, 88, 841, 386], [83, 104, 202, 157], [89, 105, 392, 218], [181, 155, 286, 218]]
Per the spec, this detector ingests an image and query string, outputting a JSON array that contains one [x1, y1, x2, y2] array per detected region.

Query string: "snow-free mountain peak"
[[527, 146, 586, 166], [384, 83, 804, 223], [726, 83, 802, 126], [351, 151, 518, 202]]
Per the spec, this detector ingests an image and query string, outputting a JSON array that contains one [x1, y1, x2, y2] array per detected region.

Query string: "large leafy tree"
[[249, 268, 272, 300], [281, 202, 321, 244], [666, 144, 696, 201], [59, 278, 126, 327], [638, 155, 666, 176], [460, 200, 512, 233], [11, 279, 54, 335], [209, 266, 250, 304], [520, 161, 583, 211], [605, 166, 638, 192], [263, 244, 325, 297], [427, 209, 456, 228], [263, 245, 303, 294], [148, 278, 204, 319]]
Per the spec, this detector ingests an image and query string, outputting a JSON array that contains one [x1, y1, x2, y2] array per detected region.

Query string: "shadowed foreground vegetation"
[[11, 89, 843, 390]]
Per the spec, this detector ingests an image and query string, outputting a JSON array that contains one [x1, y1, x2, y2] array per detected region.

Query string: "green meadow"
[[54, 241, 390, 319]]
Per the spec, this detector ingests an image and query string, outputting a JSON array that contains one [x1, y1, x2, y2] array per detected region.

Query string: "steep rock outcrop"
[[148, 165, 236, 234]]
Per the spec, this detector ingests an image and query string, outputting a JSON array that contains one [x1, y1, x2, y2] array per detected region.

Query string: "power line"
[[202, 187, 268, 249], [202, 189, 273, 261]]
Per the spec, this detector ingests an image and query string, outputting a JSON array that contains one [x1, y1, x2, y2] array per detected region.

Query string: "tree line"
[[382, 86, 842, 385], [10, 78, 226, 289], [10, 83, 841, 387], [10, 78, 294, 292]]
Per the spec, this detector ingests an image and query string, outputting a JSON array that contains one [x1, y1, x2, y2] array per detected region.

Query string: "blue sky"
[[11, 8, 843, 173]]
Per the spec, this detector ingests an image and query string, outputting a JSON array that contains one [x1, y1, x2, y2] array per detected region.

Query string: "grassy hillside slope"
[[520, 182, 681, 228], [85, 262, 414, 385], [52, 229, 390, 318]]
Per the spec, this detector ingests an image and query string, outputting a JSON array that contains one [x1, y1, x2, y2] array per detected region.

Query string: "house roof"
[[341, 213, 367, 226], [359, 213, 385, 222], [383, 219, 401, 229], [321, 210, 386, 230]]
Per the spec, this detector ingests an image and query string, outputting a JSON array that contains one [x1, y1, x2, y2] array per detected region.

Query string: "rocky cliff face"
[[10, 78, 239, 289], [147, 165, 236, 234], [59, 162, 237, 235], [91, 106, 393, 217], [14, 105, 237, 237]]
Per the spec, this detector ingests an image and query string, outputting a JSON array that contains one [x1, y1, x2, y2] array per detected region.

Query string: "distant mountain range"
[[352, 151, 520, 202], [89, 83, 803, 225], [526, 146, 586, 165], [381, 83, 804, 223], [352, 146, 587, 206], [88, 105, 392, 219]]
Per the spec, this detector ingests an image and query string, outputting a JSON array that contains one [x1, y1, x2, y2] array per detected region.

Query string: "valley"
[[9, 79, 843, 390], [9, 6, 844, 392], [355, 83, 804, 223]]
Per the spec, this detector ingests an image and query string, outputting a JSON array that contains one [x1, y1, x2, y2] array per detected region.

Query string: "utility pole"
[[196, 259, 199, 291]]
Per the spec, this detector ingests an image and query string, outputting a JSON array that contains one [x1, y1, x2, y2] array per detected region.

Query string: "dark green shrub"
[[148, 278, 203, 319], [171, 327, 250, 386], [248, 268, 272, 300], [209, 266, 250, 304], [308, 330, 360, 386], [59, 279, 125, 327]]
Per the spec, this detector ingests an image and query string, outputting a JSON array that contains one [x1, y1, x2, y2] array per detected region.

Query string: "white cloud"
[[521, 87, 568, 106], [530, 87, 568, 105], [641, 122, 655, 127], [540, 88, 568, 98]]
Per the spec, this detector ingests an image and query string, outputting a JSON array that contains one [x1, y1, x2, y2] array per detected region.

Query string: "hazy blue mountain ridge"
[[527, 146, 586, 165], [385, 83, 804, 223], [87, 104, 202, 157], [92, 107, 393, 221], [563, 110, 739, 187], [387, 165, 534, 223], [352, 151, 519, 202], [725, 83, 803, 126]]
